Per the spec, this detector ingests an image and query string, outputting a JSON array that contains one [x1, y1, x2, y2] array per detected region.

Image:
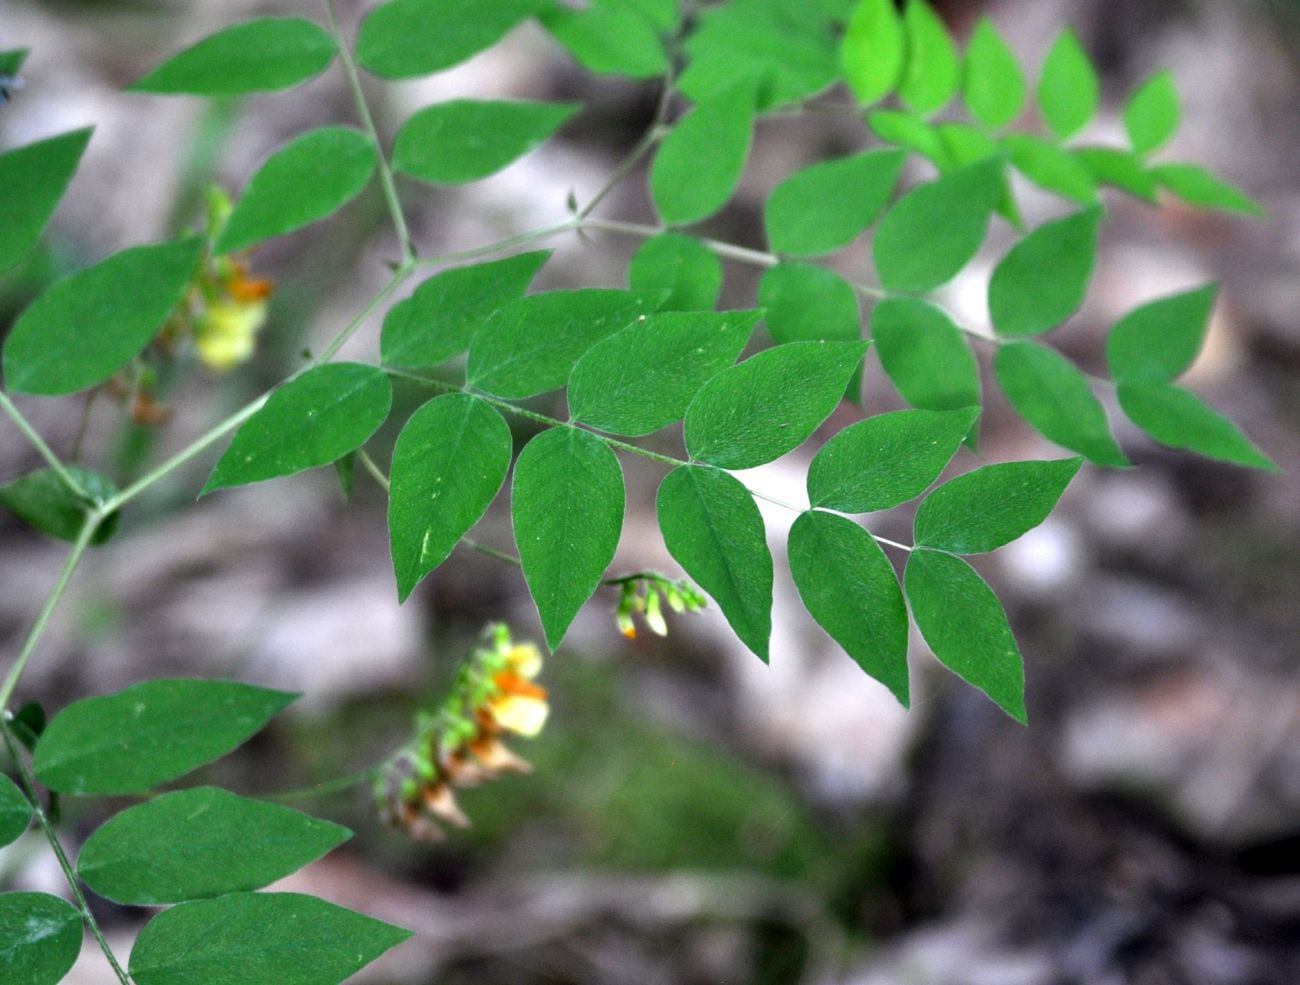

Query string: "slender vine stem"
[[411, 218, 580, 269], [0, 391, 87, 499], [269, 764, 381, 804], [2, 723, 134, 985]]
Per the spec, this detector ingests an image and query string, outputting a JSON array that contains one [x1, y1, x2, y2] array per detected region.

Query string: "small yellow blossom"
[[194, 299, 267, 371], [504, 642, 543, 679]]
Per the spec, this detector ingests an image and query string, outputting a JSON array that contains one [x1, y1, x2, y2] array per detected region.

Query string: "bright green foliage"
[[0, 776, 32, 847], [684, 341, 868, 469], [841, 0, 905, 106], [1106, 284, 1217, 384], [0, 128, 91, 273], [0, 49, 28, 75], [388, 394, 512, 601], [392, 100, 579, 185], [899, 0, 960, 116], [33, 680, 296, 796], [0, 467, 121, 544], [1124, 70, 1179, 155], [964, 18, 1025, 129], [874, 159, 1002, 291], [651, 82, 755, 225], [628, 234, 722, 311], [1118, 382, 1276, 470], [204, 364, 391, 493], [513, 428, 624, 649], [216, 127, 376, 254], [914, 458, 1082, 554], [937, 122, 998, 167], [1037, 28, 1099, 140], [872, 299, 981, 415], [807, 408, 978, 513], [568, 310, 758, 436], [658, 466, 772, 661], [905, 549, 1026, 722], [356, 0, 541, 79], [381, 251, 549, 368], [128, 892, 411, 985], [468, 289, 664, 398], [758, 264, 860, 346], [77, 787, 350, 905], [995, 342, 1129, 467], [989, 207, 1100, 336], [1077, 146, 1159, 202], [788, 511, 909, 704], [130, 18, 337, 96], [1004, 134, 1097, 203], [869, 110, 951, 168], [764, 149, 905, 256], [0, 893, 82, 985], [3, 237, 202, 396], [1151, 163, 1264, 216], [540, 0, 669, 79]]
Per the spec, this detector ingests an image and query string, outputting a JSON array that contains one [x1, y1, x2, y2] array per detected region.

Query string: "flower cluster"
[[614, 573, 708, 640], [377, 624, 549, 841]]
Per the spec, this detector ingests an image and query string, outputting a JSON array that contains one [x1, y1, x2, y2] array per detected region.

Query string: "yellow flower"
[[487, 672, 550, 737], [504, 642, 543, 679], [194, 299, 267, 371]]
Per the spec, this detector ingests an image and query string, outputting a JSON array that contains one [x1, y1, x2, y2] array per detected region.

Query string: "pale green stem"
[[0, 391, 87, 498], [269, 765, 381, 804], [2, 723, 133, 985], [317, 264, 412, 363], [411, 218, 581, 269]]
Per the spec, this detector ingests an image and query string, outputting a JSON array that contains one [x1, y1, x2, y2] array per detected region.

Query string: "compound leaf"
[[963, 18, 1024, 129], [684, 341, 868, 469], [841, 0, 906, 105], [658, 466, 772, 661], [357, 0, 541, 78], [1105, 284, 1217, 384], [0, 128, 92, 274], [1124, 69, 1179, 156], [989, 206, 1100, 336], [34, 679, 296, 796], [651, 82, 755, 225], [512, 428, 624, 650], [764, 149, 905, 257], [204, 364, 392, 493], [628, 233, 722, 311], [1038, 28, 1098, 140], [1117, 382, 1276, 471], [0, 893, 81, 985], [898, 0, 960, 116], [389, 394, 513, 601]]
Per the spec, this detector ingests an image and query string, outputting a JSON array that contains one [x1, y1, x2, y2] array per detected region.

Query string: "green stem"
[[324, 0, 413, 263], [0, 514, 98, 711], [355, 447, 390, 492], [317, 264, 412, 364], [269, 765, 381, 804], [411, 218, 580, 269], [0, 392, 87, 498], [578, 76, 675, 220], [2, 723, 133, 985]]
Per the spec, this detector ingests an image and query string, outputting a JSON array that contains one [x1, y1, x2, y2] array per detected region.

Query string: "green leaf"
[[77, 787, 350, 905], [0, 467, 121, 545], [905, 549, 1026, 722], [994, 342, 1128, 467], [807, 408, 979, 513], [988, 207, 1100, 336], [467, 288, 664, 398], [3, 237, 202, 396], [936, 124, 1022, 225], [381, 251, 549, 368], [128, 892, 411, 985], [867, 110, 951, 169], [684, 341, 868, 469], [215, 127, 376, 254], [1004, 134, 1097, 203], [569, 310, 759, 436], [129, 18, 337, 96], [0, 49, 28, 76], [1037, 28, 1099, 140], [872, 298, 981, 416], [841, 0, 906, 105], [873, 159, 1003, 291], [33, 679, 296, 796], [357, 0, 541, 79], [203, 364, 392, 494], [540, 0, 669, 79], [658, 466, 772, 661], [393, 100, 579, 185], [963, 18, 1025, 129], [914, 457, 1082, 553], [651, 82, 755, 225], [0, 893, 82, 985], [512, 428, 624, 649], [1117, 382, 1276, 471], [388, 394, 513, 602], [1151, 163, 1263, 217], [764, 149, 905, 257], [1105, 284, 1217, 384], [0, 776, 32, 848], [789, 511, 909, 704], [758, 263, 861, 346], [898, 0, 960, 116], [1124, 70, 1179, 156], [1075, 146, 1159, 202], [0, 129, 92, 274], [628, 233, 722, 311]]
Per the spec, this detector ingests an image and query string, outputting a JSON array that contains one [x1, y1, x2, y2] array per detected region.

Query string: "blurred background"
[[2, 1, 1298, 983]]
